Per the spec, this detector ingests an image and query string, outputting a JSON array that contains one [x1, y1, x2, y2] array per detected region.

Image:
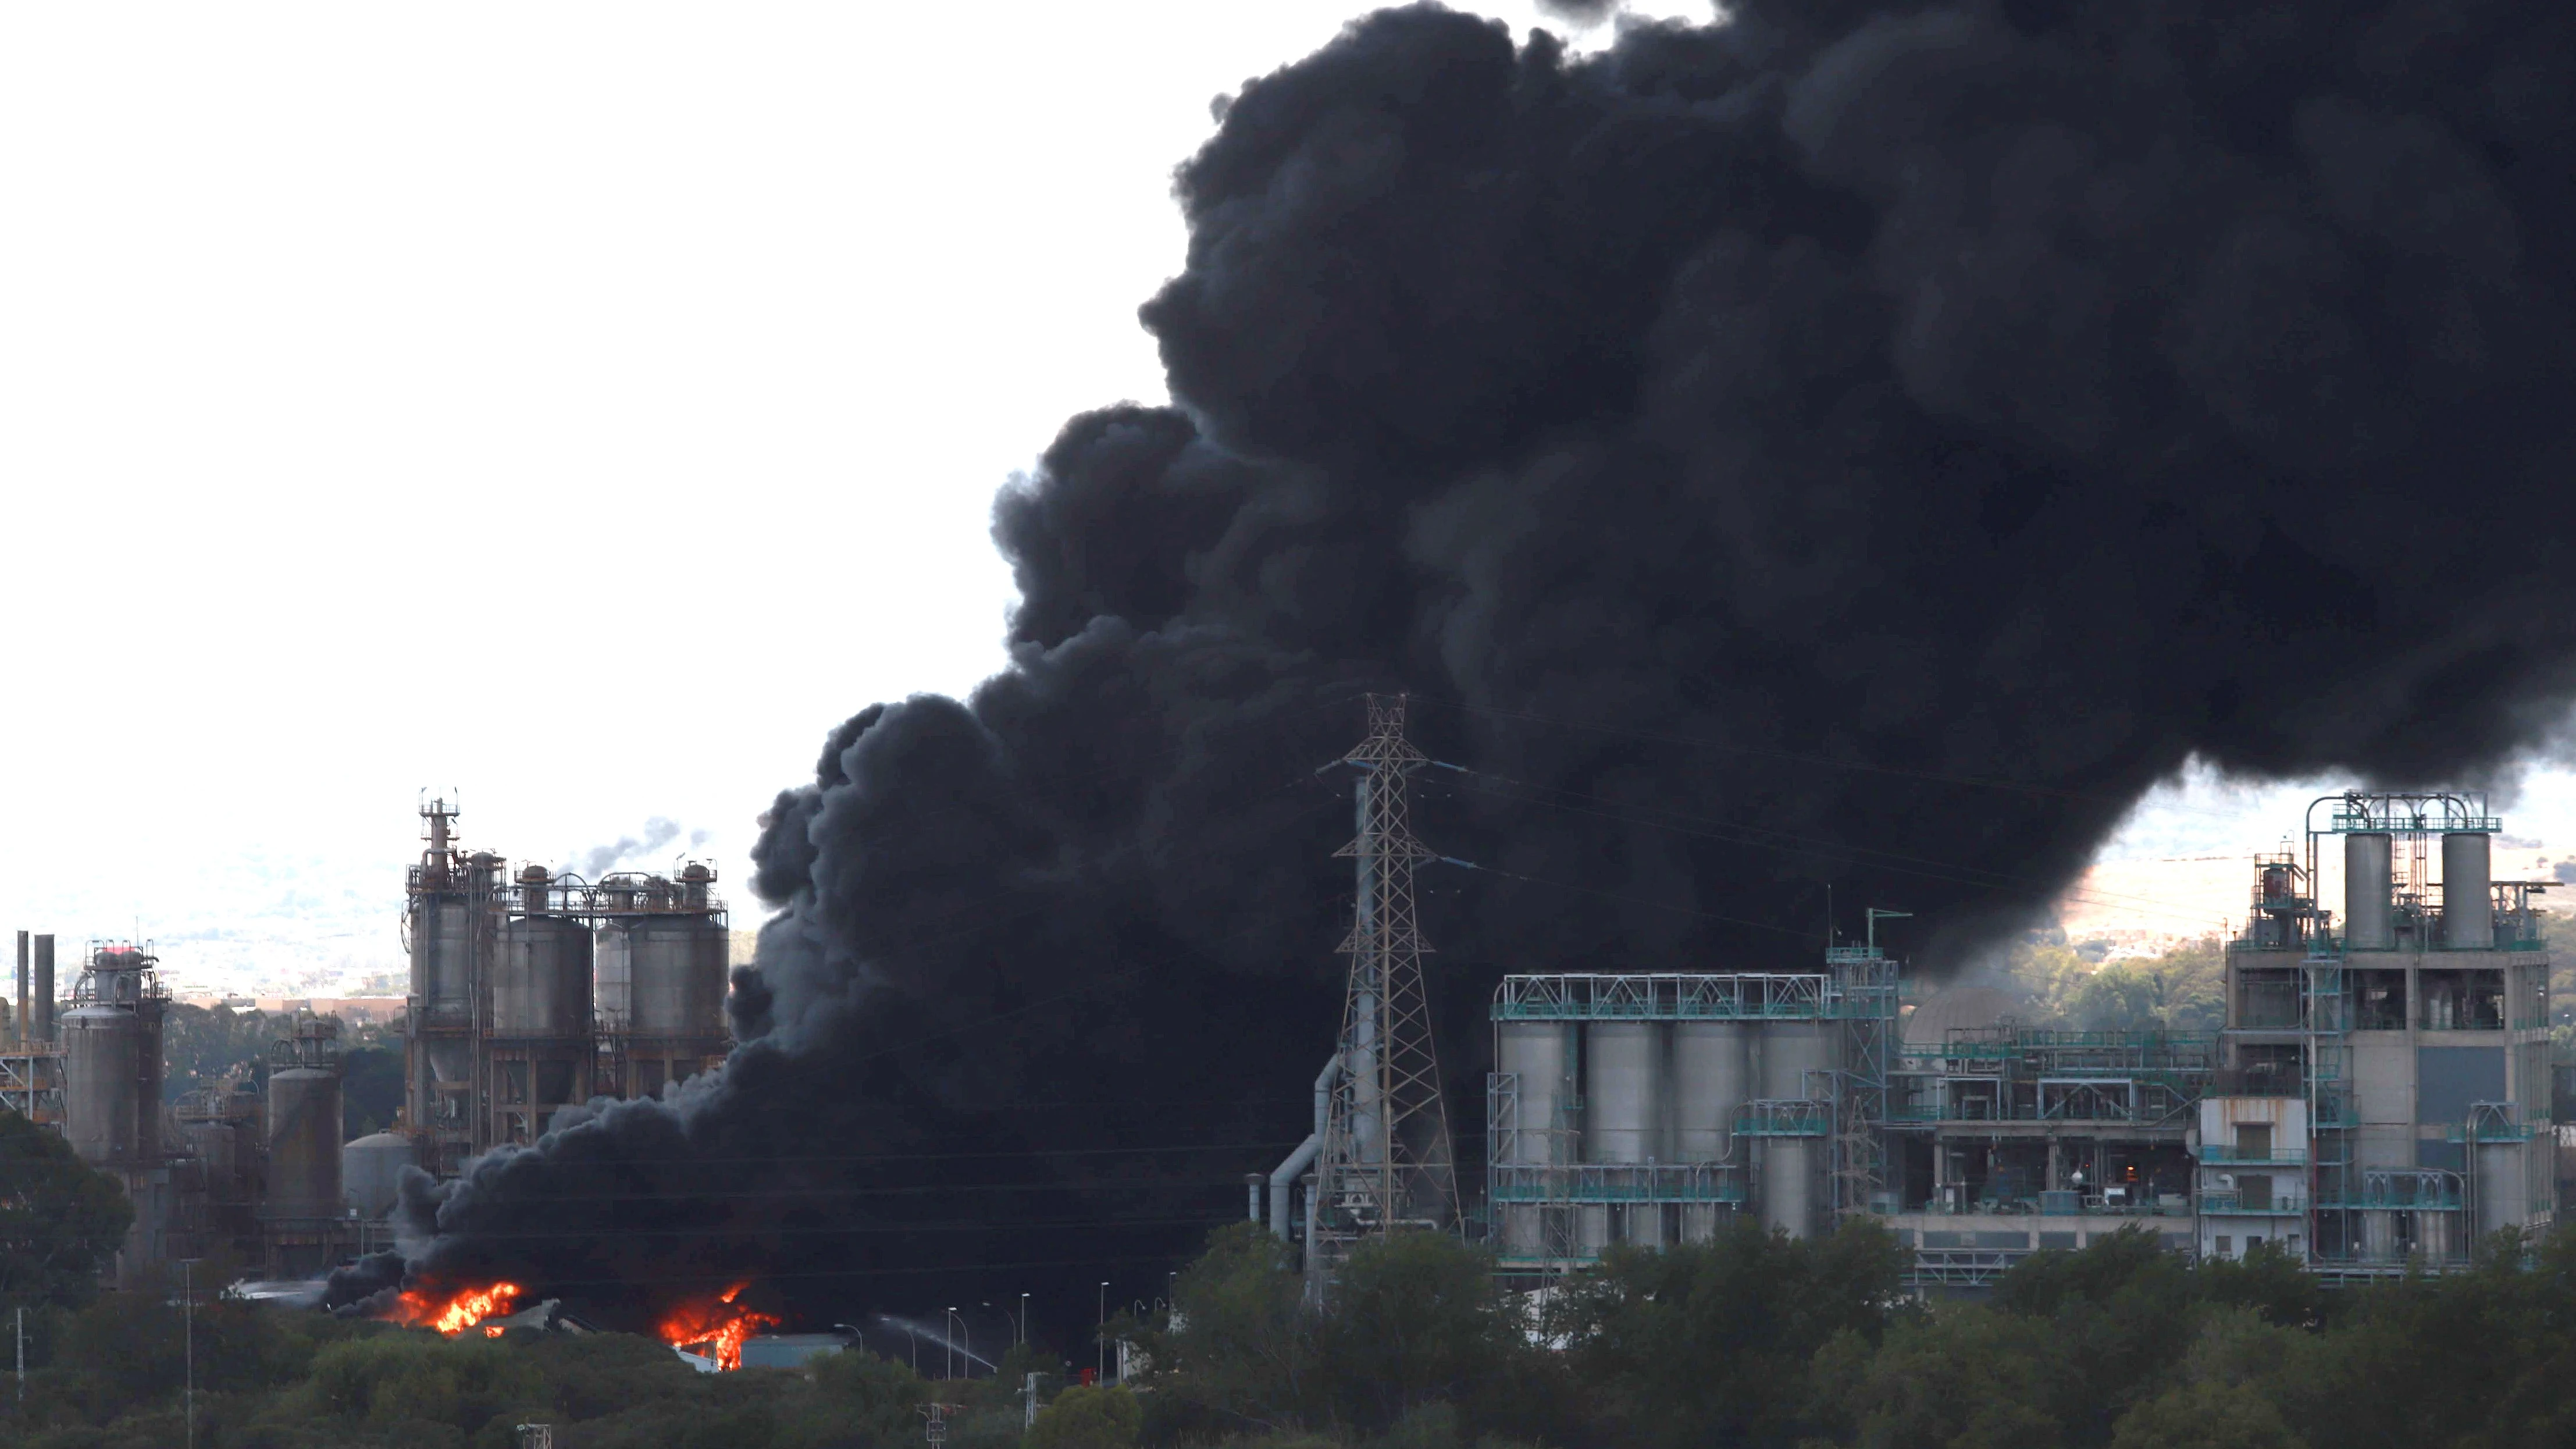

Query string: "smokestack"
[[334, 2, 2576, 1329], [14, 931, 24, 1048], [33, 935, 54, 1043]]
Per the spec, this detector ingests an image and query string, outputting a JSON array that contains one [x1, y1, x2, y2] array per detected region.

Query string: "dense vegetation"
[[1993, 933, 2226, 1036], [14, 1219, 2576, 1448]]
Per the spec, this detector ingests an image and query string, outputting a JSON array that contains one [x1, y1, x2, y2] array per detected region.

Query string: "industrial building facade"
[[405, 799, 732, 1177], [1458, 790, 2559, 1287], [0, 799, 735, 1290]]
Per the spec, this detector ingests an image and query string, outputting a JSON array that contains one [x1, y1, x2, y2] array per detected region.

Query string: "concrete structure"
[[2220, 792, 2555, 1278], [1456, 788, 2554, 1290]]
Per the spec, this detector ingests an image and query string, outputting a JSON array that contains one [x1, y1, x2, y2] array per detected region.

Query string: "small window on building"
[[2354, 970, 2407, 1030], [2216, 1236, 2232, 1255], [2237, 1124, 2272, 1161]]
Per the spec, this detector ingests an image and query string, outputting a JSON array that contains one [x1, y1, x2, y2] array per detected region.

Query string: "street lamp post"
[[945, 1308, 957, 1380], [180, 1259, 198, 1449], [1019, 1293, 1029, 1348], [1097, 1283, 1109, 1382]]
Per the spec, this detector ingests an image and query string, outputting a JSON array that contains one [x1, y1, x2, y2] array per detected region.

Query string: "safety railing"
[[2199, 1144, 2308, 1165]]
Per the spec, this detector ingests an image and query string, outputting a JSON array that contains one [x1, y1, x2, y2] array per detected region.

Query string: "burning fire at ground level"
[[379, 1277, 777, 1371], [657, 1283, 779, 1371], [390, 1281, 523, 1336]]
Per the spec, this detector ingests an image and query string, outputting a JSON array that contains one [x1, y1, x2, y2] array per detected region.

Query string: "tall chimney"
[[14, 931, 25, 1047], [32, 935, 55, 1042]]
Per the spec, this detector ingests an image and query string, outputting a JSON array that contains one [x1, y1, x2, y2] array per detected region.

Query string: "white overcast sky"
[[2, 2, 2571, 992]]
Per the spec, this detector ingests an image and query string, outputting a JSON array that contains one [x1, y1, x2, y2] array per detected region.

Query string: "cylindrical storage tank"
[[1495, 1021, 1566, 1167], [493, 916, 594, 1035], [1762, 1140, 1819, 1242], [1673, 1022, 1751, 1162], [594, 923, 633, 1025], [32, 935, 54, 1041], [2443, 832, 2493, 950], [60, 1005, 142, 1165], [414, 899, 477, 1030], [1759, 1022, 1832, 1240], [1584, 1023, 1661, 1164], [2364, 1208, 2395, 1261], [1495, 1020, 1565, 1259], [2417, 1209, 2456, 1265], [625, 916, 728, 1039], [2474, 1141, 2518, 1237], [1583, 1020, 1663, 1256], [267, 1066, 342, 1217], [2345, 833, 2394, 949], [341, 1131, 418, 1220]]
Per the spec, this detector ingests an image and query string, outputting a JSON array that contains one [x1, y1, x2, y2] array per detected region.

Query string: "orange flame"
[[656, 1281, 778, 1370], [390, 1281, 525, 1336]]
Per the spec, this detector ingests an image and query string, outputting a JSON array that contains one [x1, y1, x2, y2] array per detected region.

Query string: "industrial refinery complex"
[[0, 757, 2563, 1302], [1270, 702, 2564, 1288], [0, 799, 733, 1288]]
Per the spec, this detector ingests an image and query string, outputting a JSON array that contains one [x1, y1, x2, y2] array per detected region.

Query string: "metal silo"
[[489, 869, 594, 1143], [1584, 1020, 1665, 1251], [1758, 1020, 1831, 1240], [494, 910, 592, 1035], [265, 1018, 343, 1218], [405, 802, 492, 1174], [62, 1003, 144, 1165], [341, 1130, 418, 1221], [626, 912, 726, 1041], [1585, 1023, 1662, 1164], [1494, 1018, 1569, 1258], [2345, 832, 2393, 949], [1673, 1021, 1750, 1160], [2443, 832, 2493, 949], [1673, 1020, 1750, 1244], [62, 944, 163, 1167], [604, 863, 731, 1098]]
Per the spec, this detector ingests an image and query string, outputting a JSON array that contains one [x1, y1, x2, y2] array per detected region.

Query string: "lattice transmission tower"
[[1313, 694, 1460, 1285]]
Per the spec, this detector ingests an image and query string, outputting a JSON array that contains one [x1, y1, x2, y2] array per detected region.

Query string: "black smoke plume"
[[334, 0, 2576, 1336]]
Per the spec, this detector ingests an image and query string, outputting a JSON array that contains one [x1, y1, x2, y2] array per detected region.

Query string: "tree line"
[[12, 1172, 2576, 1447]]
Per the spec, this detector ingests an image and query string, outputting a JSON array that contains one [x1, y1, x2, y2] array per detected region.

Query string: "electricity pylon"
[[1312, 694, 1459, 1288]]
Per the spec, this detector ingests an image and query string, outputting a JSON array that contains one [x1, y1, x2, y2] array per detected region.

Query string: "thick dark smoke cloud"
[[337, 1, 2576, 1336]]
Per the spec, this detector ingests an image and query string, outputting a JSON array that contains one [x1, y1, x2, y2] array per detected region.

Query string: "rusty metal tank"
[[495, 908, 594, 1036], [624, 912, 727, 1040], [266, 1018, 343, 1219], [62, 944, 164, 1167]]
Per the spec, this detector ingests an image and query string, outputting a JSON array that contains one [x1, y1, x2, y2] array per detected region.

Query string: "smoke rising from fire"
[[337, 1, 2576, 1330]]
